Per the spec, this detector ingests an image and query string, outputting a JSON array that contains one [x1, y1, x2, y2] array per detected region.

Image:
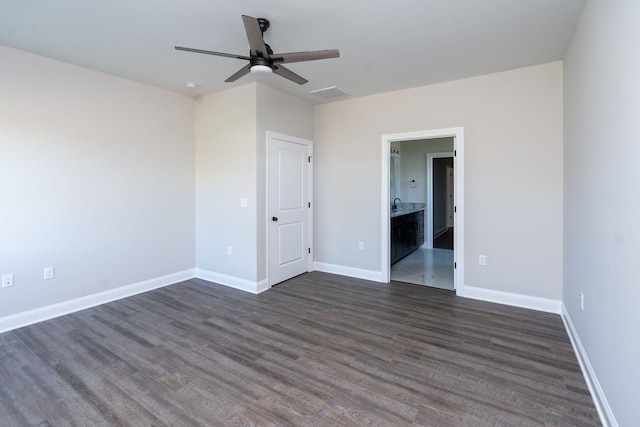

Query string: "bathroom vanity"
[[390, 208, 425, 265]]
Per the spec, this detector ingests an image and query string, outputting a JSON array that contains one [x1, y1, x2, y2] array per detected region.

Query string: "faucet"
[[392, 198, 402, 210]]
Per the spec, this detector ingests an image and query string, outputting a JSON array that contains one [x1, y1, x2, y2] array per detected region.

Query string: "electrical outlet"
[[580, 292, 584, 311], [227, 246, 232, 256], [358, 242, 364, 250], [2, 274, 14, 288], [479, 255, 486, 266], [44, 266, 55, 280]]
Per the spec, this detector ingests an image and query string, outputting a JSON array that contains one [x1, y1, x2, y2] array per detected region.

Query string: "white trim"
[[381, 127, 464, 295], [0, 269, 195, 334], [381, 136, 391, 281], [195, 268, 267, 294], [561, 304, 617, 427], [256, 279, 269, 294], [463, 286, 561, 314], [313, 262, 384, 283], [426, 151, 454, 249], [266, 131, 314, 289]]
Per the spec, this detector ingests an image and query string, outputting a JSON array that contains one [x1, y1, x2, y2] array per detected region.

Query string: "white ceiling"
[[0, 0, 585, 104]]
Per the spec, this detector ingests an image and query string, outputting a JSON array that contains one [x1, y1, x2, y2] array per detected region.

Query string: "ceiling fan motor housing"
[[257, 18, 270, 33], [250, 56, 272, 68]]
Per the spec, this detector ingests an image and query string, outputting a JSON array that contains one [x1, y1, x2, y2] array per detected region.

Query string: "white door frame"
[[266, 131, 313, 288], [381, 128, 465, 296], [426, 152, 454, 249]]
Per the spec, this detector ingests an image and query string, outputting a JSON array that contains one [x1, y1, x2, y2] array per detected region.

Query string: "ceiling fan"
[[175, 15, 340, 85]]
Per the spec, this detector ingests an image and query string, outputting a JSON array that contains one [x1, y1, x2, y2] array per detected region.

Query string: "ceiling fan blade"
[[175, 46, 250, 61], [242, 15, 269, 58], [225, 65, 252, 82], [273, 65, 308, 85], [270, 49, 340, 64]]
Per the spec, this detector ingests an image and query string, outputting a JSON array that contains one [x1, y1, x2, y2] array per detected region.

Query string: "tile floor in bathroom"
[[390, 247, 455, 291]]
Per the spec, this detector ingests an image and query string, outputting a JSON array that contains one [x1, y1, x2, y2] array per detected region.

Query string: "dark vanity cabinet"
[[391, 210, 424, 265]]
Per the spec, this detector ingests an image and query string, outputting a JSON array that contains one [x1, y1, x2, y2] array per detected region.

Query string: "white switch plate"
[[44, 266, 55, 280], [358, 242, 364, 250], [479, 255, 487, 266], [227, 246, 232, 255], [240, 198, 248, 207], [2, 273, 14, 288]]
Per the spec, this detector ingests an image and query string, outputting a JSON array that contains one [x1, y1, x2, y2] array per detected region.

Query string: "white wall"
[[0, 45, 195, 318], [256, 84, 314, 281], [195, 83, 313, 289], [314, 62, 563, 299], [563, 1, 640, 425], [195, 84, 257, 283]]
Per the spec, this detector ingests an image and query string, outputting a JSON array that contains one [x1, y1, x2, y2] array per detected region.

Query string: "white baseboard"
[[561, 303, 617, 427], [313, 262, 385, 282], [256, 279, 269, 293], [463, 285, 562, 314], [195, 268, 267, 294], [0, 269, 195, 334]]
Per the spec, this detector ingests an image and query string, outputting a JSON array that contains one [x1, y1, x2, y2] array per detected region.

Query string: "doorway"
[[426, 152, 454, 250], [266, 132, 313, 288], [391, 143, 454, 290], [381, 128, 465, 296]]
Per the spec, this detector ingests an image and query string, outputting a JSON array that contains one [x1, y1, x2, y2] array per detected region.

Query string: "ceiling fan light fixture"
[[250, 64, 272, 75]]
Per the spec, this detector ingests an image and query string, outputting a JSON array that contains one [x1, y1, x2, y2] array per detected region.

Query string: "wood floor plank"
[[0, 271, 600, 426]]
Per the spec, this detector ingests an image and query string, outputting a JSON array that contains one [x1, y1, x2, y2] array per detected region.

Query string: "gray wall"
[[400, 137, 453, 204], [563, 1, 640, 425]]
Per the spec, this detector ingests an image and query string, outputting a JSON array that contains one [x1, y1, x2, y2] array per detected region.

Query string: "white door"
[[267, 133, 311, 287]]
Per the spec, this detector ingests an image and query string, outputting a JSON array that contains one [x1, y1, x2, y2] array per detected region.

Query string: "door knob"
[[272, 216, 278, 222]]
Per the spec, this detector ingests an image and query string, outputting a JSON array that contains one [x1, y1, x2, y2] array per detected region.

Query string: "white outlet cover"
[[2, 273, 14, 288]]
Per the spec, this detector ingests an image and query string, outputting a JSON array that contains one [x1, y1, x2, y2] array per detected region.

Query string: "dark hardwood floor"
[[0, 272, 599, 426]]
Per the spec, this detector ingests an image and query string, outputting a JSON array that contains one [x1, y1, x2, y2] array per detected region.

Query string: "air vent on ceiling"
[[310, 86, 349, 99]]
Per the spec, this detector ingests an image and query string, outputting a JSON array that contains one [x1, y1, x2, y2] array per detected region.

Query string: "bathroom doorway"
[[427, 152, 454, 250], [381, 128, 464, 295]]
